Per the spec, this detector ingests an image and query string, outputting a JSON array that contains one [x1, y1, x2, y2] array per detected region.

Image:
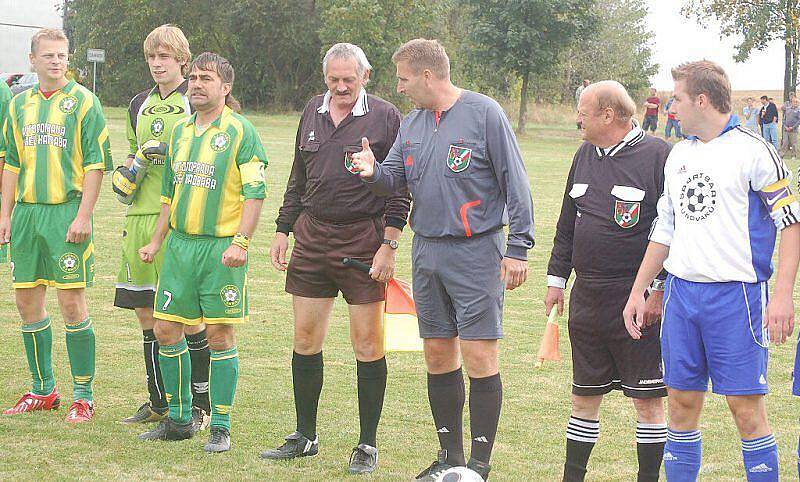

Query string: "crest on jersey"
[[344, 152, 359, 174], [151, 118, 165, 137], [210, 132, 231, 152], [220, 285, 241, 307], [447, 145, 472, 173], [679, 173, 717, 222], [59, 95, 78, 114], [614, 201, 640, 228], [59, 253, 79, 273]]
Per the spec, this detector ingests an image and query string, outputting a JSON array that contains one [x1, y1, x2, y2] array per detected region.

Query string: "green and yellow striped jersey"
[[0, 81, 12, 160], [126, 81, 191, 216], [161, 106, 267, 237], [4, 80, 113, 204]]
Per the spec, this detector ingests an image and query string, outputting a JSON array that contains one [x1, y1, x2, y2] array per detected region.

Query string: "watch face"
[[384, 239, 398, 249]]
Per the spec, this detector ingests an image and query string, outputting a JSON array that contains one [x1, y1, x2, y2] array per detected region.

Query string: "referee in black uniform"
[[545, 81, 671, 482]]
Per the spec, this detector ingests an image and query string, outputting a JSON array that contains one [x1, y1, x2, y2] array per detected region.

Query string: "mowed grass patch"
[[0, 107, 798, 480]]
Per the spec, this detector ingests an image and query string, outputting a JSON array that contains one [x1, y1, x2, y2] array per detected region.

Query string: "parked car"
[[10, 73, 38, 95], [0, 73, 24, 87]]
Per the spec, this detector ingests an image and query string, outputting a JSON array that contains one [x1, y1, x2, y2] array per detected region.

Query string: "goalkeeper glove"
[[112, 165, 138, 204]]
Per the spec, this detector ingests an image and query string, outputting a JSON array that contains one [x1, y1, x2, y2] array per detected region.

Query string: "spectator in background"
[[642, 87, 660, 134], [664, 94, 682, 140], [782, 96, 800, 159], [781, 92, 798, 150], [742, 97, 759, 132], [760, 95, 779, 150], [575, 79, 590, 105]]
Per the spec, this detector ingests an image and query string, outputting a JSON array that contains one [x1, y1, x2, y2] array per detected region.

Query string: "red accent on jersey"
[[459, 200, 482, 237]]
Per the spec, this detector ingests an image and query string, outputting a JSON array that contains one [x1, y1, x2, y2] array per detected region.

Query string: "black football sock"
[[186, 329, 210, 412], [357, 357, 387, 447], [468, 373, 502, 464], [428, 367, 466, 466], [293, 351, 323, 440], [563, 416, 599, 482], [143, 329, 166, 410], [636, 421, 667, 482]]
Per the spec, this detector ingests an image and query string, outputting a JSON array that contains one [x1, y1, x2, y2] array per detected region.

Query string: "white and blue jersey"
[[650, 115, 799, 395]]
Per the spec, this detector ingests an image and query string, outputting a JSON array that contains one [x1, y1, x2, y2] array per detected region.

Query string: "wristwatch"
[[382, 239, 399, 249], [650, 278, 666, 291]]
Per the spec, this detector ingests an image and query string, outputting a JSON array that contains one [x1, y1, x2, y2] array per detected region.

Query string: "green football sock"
[[159, 338, 192, 424], [65, 317, 95, 402], [209, 347, 239, 431], [22, 317, 55, 396]]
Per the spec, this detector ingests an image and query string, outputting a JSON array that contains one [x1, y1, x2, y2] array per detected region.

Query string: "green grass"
[[0, 107, 798, 481]]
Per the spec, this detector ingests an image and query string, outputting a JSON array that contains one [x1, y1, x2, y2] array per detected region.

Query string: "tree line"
[[64, 0, 656, 132]]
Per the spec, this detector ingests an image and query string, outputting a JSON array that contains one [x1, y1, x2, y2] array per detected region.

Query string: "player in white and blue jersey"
[[623, 60, 800, 481]]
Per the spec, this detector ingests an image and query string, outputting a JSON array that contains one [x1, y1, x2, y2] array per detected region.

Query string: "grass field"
[[0, 106, 799, 481]]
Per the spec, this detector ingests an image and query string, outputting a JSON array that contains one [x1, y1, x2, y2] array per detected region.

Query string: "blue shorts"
[[793, 336, 800, 396], [661, 275, 769, 395]]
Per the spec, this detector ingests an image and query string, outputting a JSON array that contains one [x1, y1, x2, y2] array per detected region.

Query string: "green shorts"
[[114, 214, 164, 309], [10, 201, 94, 289], [154, 230, 248, 325]]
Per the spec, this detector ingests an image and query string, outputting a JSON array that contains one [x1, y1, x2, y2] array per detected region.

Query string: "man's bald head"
[[582, 80, 637, 124]]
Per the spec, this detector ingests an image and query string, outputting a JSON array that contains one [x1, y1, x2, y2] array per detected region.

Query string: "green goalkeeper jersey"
[[126, 81, 191, 216], [4, 79, 113, 204]]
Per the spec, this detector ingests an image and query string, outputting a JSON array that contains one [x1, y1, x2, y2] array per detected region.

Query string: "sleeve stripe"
[[4, 164, 19, 174], [736, 126, 786, 179]]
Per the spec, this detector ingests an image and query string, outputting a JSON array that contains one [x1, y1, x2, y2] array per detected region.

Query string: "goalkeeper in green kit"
[[113, 25, 211, 430]]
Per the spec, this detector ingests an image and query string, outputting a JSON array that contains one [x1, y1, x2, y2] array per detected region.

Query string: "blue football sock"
[[741, 434, 778, 481], [664, 429, 701, 481]]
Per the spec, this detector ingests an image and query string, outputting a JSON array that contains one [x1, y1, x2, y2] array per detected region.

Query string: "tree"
[[683, 0, 800, 100], [464, 0, 597, 133]]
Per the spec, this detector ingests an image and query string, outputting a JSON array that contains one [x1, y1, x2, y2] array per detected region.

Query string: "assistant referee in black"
[[545, 81, 671, 482]]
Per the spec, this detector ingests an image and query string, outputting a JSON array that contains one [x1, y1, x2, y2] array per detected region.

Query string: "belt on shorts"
[[303, 211, 383, 227], [414, 227, 503, 243]]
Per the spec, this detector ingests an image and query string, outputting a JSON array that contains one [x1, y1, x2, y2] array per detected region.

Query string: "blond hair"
[[391, 38, 450, 79], [671, 60, 731, 114], [30, 28, 68, 54], [190, 52, 241, 112], [144, 24, 192, 76]]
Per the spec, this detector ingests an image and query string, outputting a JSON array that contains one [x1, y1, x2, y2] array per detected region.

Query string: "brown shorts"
[[285, 213, 386, 305]]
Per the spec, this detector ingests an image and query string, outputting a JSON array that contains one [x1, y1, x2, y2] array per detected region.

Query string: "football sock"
[[428, 367, 466, 466], [65, 317, 95, 402], [186, 329, 210, 412], [292, 351, 323, 440], [664, 429, 702, 481], [142, 329, 166, 410], [159, 338, 192, 424], [741, 434, 779, 481], [796, 434, 799, 478], [636, 422, 667, 482], [22, 317, 55, 396], [209, 347, 238, 431], [357, 357, 387, 447], [563, 416, 599, 481], [469, 373, 502, 464]]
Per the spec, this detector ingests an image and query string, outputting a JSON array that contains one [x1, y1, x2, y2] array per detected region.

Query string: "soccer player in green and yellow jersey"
[[0, 80, 13, 263], [138, 52, 267, 452], [113, 25, 212, 430], [0, 28, 112, 423]]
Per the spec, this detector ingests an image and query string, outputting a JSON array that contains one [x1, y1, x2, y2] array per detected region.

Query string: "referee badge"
[[344, 152, 359, 174], [614, 200, 640, 229], [447, 145, 472, 173]]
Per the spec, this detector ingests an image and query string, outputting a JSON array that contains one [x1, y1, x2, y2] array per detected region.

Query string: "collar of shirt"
[[594, 121, 645, 157], [148, 79, 189, 100], [35, 79, 75, 100], [317, 88, 369, 117], [686, 114, 740, 141], [186, 105, 232, 129]]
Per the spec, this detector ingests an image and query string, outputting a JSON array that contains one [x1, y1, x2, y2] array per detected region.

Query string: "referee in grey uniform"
[[351, 38, 534, 481], [545, 81, 670, 482]]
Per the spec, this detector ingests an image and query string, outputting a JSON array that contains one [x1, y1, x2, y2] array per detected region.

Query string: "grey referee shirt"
[[547, 123, 672, 288], [364, 90, 535, 260]]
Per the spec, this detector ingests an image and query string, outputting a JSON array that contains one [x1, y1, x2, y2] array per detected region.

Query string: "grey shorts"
[[411, 231, 505, 340]]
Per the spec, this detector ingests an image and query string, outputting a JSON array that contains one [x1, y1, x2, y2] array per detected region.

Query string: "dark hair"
[[760, 95, 768, 101], [190, 52, 241, 112]]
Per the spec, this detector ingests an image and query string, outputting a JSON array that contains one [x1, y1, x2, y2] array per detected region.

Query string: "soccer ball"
[[684, 181, 713, 213], [435, 467, 485, 482]]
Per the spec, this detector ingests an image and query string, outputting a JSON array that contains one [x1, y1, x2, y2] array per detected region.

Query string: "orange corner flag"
[[535, 305, 561, 367], [384, 278, 423, 352]]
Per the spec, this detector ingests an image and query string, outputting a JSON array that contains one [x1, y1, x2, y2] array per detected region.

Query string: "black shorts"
[[568, 277, 666, 398], [285, 213, 385, 305]]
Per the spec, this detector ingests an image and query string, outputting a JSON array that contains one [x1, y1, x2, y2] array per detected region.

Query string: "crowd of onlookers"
[[575, 80, 800, 158]]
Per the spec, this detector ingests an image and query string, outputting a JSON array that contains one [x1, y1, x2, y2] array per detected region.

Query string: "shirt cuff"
[[547, 275, 567, 289], [276, 222, 292, 235], [505, 244, 528, 261], [385, 216, 406, 231]]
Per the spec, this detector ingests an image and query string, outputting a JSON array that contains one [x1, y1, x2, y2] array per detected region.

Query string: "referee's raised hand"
[[350, 137, 375, 178]]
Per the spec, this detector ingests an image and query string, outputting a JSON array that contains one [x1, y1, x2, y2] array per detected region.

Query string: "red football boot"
[[65, 399, 94, 423], [3, 388, 61, 415]]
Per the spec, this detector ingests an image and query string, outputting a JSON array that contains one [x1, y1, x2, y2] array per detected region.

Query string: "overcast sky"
[[647, 0, 785, 91]]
